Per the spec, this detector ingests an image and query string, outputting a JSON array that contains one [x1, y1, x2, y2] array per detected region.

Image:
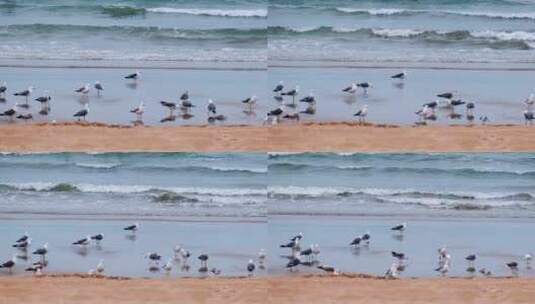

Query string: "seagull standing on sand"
[[75, 83, 90, 95], [130, 102, 144, 121], [14, 86, 34, 107], [94, 81, 103, 96], [125, 71, 141, 81], [73, 104, 89, 121], [385, 262, 399, 279], [0, 103, 18, 121], [353, 105, 368, 123], [35, 92, 51, 115]]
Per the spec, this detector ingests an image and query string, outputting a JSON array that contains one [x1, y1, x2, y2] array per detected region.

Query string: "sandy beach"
[[0, 122, 533, 152], [1, 274, 534, 304]]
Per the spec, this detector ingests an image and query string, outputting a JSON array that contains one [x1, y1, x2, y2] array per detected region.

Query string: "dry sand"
[[1, 273, 534, 304], [0, 122, 533, 152]]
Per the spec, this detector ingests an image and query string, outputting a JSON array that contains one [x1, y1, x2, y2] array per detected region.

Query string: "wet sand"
[[1, 274, 534, 304], [0, 122, 533, 152]]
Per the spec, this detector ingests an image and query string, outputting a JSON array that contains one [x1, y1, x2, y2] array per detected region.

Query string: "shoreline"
[[1, 273, 534, 304], [0, 122, 533, 152]]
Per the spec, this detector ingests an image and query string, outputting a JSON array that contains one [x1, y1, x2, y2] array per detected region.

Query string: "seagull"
[[353, 105, 368, 123], [391, 251, 405, 260], [33, 243, 48, 260], [280, 239, 300, 251], [286, 257, 300, 271], [435, 261, 449, 276], [0, 81, 6, 96], [466, 103, 475, 122], [524, 254, 532, 267], [281, 85, 299, 105], [124, 223, 140, 232], [479, 268, 492, 276], [198, 254, 209, 268], [242, 95, 257, 111], [162, 259, 173, 273], [524, 94, 534, 109], [423, 101, 438, 109], [180, 248, 191, 264], [350, 236, 362, 247], [437, 92, 453, 99], [210, 267, 222, 275], [273, 81, 284, 93], [506, 261, 519, 275], [0, 255, 16, 273], [125, 71, 141, 80], [480, 116, 489, 125], [357, 82, 372, 94], [180, 100, 195, 113], [73, 103, 89, 121], [16, 232, 30, 243], [16, 113, 33, 122], [524, 110, 534, 125], [12, 238, 31, 249], [14, 86, 34, 105], [130, 102, 144, 121], [180, 91, 189, 101], [466, 254, 477, 264], [94, 81, 103, 96], [300, 92, 315, 104], [91, 234, 104, 244], [146, 252, 162, 264], [75, 83, 90, 95], [317, 265, 338, 275], [207, 99, 216, 115], [391, 71, 407, 80], [290, 232, 303, 242], [72, 235, 91, 246], [361, 232, 371, 245], [342, 82, 357, 94], [258, 249, 266, 266], [311, 244, 320, 260], [247, 259, 255, 275], [385, 262, 399, 279], [391, 223, 406, 232], [35, 94, 51, 106], [96, 259, 104, 274], [0, 103, 17, 121], [447, 99, 466, 107], [268, 106, 284, 122], [160, 101, 176, 116], [300, 245, 314, 261]]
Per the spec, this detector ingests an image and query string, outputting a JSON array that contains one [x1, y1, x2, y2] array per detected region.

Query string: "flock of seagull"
[[0, 223, 265, 277], [1, 221, 533, 278], [0, 70, 533, 125], [278, 222, 533, 278], [267, 71, 534, 125]]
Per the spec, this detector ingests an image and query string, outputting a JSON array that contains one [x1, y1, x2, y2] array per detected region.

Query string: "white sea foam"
[[146, 7, 267, 18]]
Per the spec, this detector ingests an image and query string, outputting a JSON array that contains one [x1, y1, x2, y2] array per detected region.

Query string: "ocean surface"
[[0, 0, 267, 65], [269, 0, 535, 65]]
